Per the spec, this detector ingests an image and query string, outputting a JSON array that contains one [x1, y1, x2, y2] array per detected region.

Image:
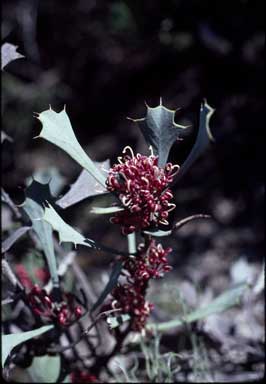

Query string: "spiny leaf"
[[129, 99, 188, 167], [2, 226, 31, 253], [2, 325, 53, 367], [147, 282, 248, 332], [91, 260, 123, 312], [56, 159, 111, 209], [27, 355, 61, 383], [1, 43, 24, 70], [35, 107, 106, 188], [42, 203, 129, 257], [174, 99, 215, 183], [42, 202, 96, 248], [20, 180, 59, 287]]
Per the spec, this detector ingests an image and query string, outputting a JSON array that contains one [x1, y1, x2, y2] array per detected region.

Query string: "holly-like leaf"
[[91, 260, 123, 312], [42, 202, 129, 256], [27, 355, 61, 383], [147, 282, 248, 332], [42, 202, 96, 248], [35, 107, 106, 188], [2, 325, 53, 367], [174, 99, 215, 183], [56, 159, 111, 209], [1, 43, 24, 70], [20, 180, 59, 287], [129, 99, 188, 167]]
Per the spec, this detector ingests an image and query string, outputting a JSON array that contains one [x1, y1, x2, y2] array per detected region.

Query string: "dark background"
[[2, 0, 264, 264]]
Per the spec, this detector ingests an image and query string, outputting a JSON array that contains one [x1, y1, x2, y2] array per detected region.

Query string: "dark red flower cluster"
[[108, 241, 172, 331], [106, 146, 179, 234], [28, 285, 83, 326], [71, 371, 98, 383]]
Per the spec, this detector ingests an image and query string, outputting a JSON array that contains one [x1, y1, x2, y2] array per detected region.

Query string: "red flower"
[[107, 241, 172, 331], [27, 285, 83, 326], [106, 146, 179, 234]]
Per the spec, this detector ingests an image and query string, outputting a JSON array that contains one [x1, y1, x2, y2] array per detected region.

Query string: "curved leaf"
[[129, 99, 188, 167], [57, 159, 111, 209], [35, 107, 106, 188], [174, 99, 215, 183], [2, 325, 53, 367], [91, 260, 123, 312]]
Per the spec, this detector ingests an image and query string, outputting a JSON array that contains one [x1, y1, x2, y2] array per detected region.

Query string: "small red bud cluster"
[[106, 147, 179, 235], [27, 285, 83, 326], [108, 241, 172, 331]]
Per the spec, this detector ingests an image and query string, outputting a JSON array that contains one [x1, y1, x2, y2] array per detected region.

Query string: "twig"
[[173, 214, 212, 231]]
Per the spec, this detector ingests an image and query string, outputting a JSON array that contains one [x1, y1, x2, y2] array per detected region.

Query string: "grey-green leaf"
[[27, 355, 61, 383], [35, 107, 106, 188], [130, 100, 188, 167], [21, 181, 59, 287], [42, 202, 96, 248], [57, 159, 110, 209], [147, 283, 248, 332], [2, 325, 53, 367], [174, 99, 215, 183]]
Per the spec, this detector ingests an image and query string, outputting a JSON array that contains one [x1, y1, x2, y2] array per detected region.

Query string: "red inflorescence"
[[108, 241, 172, 331], [106, 146, 179, 235], [27, 285, 83, 326]]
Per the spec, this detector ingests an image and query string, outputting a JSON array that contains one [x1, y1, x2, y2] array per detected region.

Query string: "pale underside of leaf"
[[1, 43, 24, 70], [90, 206, 124, 214], [147, 282, 248, 332], [56, 159, 111, 209], [129, 100, 188, 167], [2, 325, 53, 367], [35, 108, 106, 188]]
